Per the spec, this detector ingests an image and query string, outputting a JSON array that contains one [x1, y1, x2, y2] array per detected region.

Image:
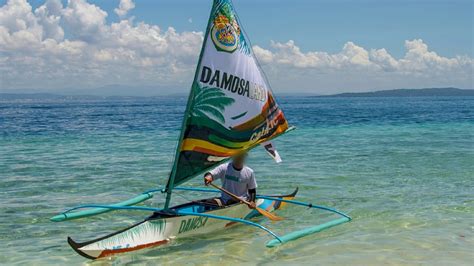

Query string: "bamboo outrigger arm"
[[255, 195, 352, 247], [50, 187, 220, 222], [50, 192, 154, 222], [175, 210, 282, 243]]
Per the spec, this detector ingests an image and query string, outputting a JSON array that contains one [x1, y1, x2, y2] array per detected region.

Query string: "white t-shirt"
[[209, 162, 257, 203]]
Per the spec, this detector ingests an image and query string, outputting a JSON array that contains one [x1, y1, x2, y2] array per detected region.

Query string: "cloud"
[[34, 0, 64, 41], [254, 39, 471, 73], [0, 0, 203, 93], [114, 0, 135, 18], [63, 0, 107, 42], [0, 0, 472, 94], [253, 39, 473, 92]]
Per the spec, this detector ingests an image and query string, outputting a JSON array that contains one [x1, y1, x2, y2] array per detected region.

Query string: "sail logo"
[[200, 66, 266, 102], [178, 217, 209, 234], [250, 114, 281, 142], [210, 4, 240, 53]]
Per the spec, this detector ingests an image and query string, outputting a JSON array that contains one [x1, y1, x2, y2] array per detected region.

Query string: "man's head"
[[232, 152, 248, 169]]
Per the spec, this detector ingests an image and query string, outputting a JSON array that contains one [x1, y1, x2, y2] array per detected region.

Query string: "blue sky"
[[22, 0, 473, 57], [0, 0, 472, 95]]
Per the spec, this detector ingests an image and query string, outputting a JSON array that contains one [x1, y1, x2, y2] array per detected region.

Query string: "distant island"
[[1, 87, 473, 100], [319, 88, 474, 97], [0, 93, 178, 101]]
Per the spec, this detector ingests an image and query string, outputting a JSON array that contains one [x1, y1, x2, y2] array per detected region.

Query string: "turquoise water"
[[1, 96, 473, 265]]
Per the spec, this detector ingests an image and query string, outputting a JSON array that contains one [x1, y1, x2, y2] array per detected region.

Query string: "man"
[[204, 152, 257, 209]]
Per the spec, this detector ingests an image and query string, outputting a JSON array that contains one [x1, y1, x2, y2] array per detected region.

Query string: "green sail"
[[164, 0, 290, 207]]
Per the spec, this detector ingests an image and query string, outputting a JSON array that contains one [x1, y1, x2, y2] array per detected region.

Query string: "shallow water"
[[1, 96, 473, 265]]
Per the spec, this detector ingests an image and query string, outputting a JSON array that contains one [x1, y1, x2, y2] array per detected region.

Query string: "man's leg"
[[200, 198, 221, 211], [223, 198, 239, 206]]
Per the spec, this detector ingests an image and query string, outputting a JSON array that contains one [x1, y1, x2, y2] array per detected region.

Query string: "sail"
[[167, 0, 289, 189]]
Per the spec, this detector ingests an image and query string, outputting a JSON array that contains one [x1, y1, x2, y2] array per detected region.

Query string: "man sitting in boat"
[[204, 152, 257, 209]]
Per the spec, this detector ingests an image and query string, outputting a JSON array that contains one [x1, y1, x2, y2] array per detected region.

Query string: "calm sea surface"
[[0, 96, 473, 265]]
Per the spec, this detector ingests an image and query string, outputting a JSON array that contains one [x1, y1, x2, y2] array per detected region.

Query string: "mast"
[[164, 1, 217, 209]]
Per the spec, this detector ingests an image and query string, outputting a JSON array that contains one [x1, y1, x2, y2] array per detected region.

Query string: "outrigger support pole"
[[255, 195, 352, 248], [50, 193, 154, 222], [256, 196, 352, 220], [51, 204, 164, 222], [176, 210, 282, 244]]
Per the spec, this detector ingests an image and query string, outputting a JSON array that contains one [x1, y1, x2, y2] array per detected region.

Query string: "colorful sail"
[[167, 0, 290, 189]]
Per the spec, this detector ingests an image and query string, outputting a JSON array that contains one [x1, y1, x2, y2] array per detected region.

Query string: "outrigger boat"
[[51, 0, 351, 260]]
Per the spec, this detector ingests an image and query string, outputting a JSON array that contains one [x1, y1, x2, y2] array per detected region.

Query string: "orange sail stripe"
[[233, 95, 286, 132], [232, 113, 266, 131], [232, 92, 274, 131]]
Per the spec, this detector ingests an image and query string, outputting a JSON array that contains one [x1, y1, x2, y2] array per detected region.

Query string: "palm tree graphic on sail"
[[191, 85, 235, 124]]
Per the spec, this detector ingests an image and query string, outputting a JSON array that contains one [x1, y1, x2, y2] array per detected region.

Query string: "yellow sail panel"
[[181, 138, 246, 157]]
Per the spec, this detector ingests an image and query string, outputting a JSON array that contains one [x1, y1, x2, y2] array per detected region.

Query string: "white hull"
[[69, 190, 297, 259]]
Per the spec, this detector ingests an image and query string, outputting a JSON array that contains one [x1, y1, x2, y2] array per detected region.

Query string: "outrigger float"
[[51, 0, 351, 260]]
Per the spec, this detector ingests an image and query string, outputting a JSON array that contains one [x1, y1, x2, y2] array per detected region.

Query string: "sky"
[[0, 0, 472, 95]]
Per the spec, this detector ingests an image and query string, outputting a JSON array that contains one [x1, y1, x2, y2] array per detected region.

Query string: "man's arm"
[[204, 164, 226, 186], [248, 188, 256, 202], [248, 188, 257, 209], [247, 170, 258, 208]]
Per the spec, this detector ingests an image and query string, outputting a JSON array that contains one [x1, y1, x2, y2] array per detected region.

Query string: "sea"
[[0, 96, 473, 265]]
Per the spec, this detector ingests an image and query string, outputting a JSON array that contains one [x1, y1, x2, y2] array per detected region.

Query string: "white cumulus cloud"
[[114, 0, 135, 18], [253, 39, 473, 92], [0, 0, 203, 93], [62, 0, 108, 42]]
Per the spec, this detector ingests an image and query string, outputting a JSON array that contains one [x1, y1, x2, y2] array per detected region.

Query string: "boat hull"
[[68, 189, 298, 259]]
